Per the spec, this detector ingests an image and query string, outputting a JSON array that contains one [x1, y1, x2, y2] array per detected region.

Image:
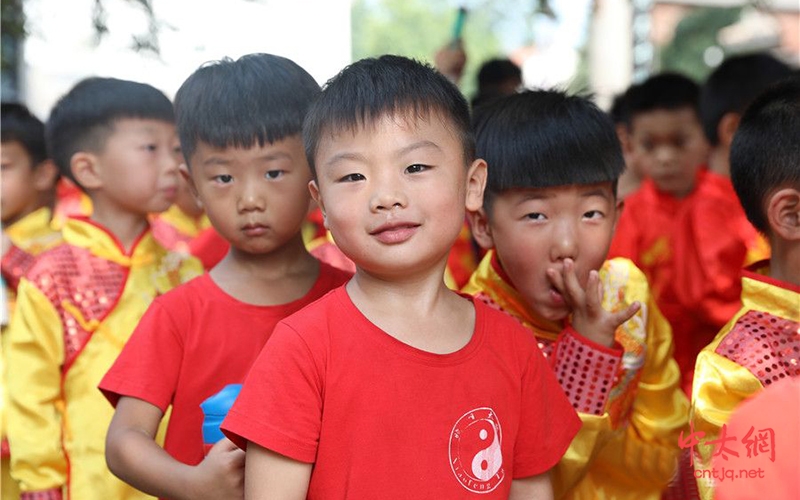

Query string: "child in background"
[[149, 165, 210, 254], [463, 89, 688, 499], [1, 101, 61, 500], [608, 72, 765, 395], [100, 53, 352, 500], [222, 55, 581, 499], [691, 76, 800, 500], [6, 77, 202, 500], [700, 52, 792, 179]]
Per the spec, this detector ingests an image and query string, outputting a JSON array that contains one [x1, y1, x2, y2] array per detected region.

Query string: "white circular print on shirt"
[[448, 407, 505, 493]]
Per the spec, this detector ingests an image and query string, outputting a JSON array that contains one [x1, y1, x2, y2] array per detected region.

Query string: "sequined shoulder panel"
[[474, 291, 555, 357], [26, 245, 127, 371], [715, 310, 800, 387], [1, 245, 37, 292]]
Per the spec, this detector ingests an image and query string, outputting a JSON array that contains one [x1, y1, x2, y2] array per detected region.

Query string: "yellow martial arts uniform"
[[2, 207, 62, 500], [691, 261, 800, 500], [149, 204, 211, 254], [463, 251, 689, 499], [6, 217, 202, 500]]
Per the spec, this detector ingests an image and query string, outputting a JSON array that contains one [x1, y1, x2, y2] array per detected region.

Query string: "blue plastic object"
[[200, 384, 242, 445]]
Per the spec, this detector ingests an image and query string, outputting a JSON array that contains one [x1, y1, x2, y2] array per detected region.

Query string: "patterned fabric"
[[463, 251, 688, 499], [20, 488, 63, 500], [691, 261, 800, 500], [6, 217, 202, 499]]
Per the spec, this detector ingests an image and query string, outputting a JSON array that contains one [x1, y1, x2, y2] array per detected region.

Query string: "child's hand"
[[190, 438, 246, 500], [547, 258, 640, 348]]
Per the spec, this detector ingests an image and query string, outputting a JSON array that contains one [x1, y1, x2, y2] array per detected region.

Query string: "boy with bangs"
[[463, 89, 688, 499], [691, 76, 800, 500], [6, 77, 202, 500], [100, 54, 351, 500], [608, 72, 766, 395], [221, 55, 580, 500]]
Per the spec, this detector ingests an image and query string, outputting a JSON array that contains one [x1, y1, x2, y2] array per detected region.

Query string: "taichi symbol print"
[[449, 407, 505, 493]]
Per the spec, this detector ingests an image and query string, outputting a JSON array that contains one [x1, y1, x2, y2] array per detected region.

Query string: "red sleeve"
[[221, 322, 323, 463], [608, 199, 640, 262], [513, 333, 582, 478], [189, 227, 229, 270], [98, 298, 185, 411]]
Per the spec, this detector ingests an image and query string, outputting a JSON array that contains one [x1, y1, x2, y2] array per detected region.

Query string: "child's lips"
[[161, 186, 178, 199], [242, 223, 269, 237], [369, 221, 420, 244], [549, 287, 566, 306]]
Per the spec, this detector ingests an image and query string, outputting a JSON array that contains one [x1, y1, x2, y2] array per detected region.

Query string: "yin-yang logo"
[[448, 407, 505, 493]]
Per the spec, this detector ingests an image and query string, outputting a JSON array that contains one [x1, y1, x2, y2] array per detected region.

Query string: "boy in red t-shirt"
[[221, 55, 581, 500], [609, 72, 766, 395], [99, 54, 351, 500]]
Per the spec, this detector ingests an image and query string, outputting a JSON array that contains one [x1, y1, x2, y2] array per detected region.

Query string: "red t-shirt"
[[222, 286, 581, 499], [99, 262, 351, 466]]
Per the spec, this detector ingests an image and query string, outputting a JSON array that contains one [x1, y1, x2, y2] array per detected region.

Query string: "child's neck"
[[210, 235, 320, 306], [346, 266, 475, 354], [89, 207, 149, 254], [768, 240, 800, 287]]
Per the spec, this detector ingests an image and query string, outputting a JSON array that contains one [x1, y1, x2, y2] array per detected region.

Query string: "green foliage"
[[352, 0, 504, 101], [659, 7, 741, 81]]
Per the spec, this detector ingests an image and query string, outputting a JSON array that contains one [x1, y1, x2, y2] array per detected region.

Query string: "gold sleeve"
[[691, 348, 761, 500], [6, 278, 67, 493], [554, 286, 689, 499]]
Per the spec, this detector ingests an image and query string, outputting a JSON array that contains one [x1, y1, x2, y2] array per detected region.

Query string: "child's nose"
[[550, 222, 578, 261], [237, 185, 266, 212], [370, 180, 407, 212]]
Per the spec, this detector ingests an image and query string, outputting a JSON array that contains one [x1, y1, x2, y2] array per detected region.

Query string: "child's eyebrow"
[[200, 152, 292, 168], [396, 140, 441, 157], [581, 188, 613, 199]]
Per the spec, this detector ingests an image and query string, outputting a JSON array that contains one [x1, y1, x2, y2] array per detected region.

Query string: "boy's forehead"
[[499, 182, 616, 201], [190, 135, 304, 164]]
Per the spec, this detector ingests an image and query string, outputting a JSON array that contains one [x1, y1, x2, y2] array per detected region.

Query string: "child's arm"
[[106, 396, 245, 500], [6, 278, 68, 496], [509, 473, 553, 500], [548, 258, 640, 347], [244, 442, 311, 500]]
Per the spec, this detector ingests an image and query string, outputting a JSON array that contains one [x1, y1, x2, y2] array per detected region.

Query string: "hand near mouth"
[[547, 258, 640, 348]]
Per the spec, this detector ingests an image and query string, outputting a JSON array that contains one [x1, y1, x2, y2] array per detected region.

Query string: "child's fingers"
[[585, 270, 602, 311], [611, 301, 641, 327], [547, 267, 566, 294], [561, 259, 586, 306]]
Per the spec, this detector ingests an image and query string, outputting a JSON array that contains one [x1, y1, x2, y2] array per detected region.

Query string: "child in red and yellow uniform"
[[691, 77, 800, 500], [464, 89, 688, 499], [6, 78, 201, 500]]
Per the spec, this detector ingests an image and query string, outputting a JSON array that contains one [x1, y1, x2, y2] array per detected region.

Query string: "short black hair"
[[175, 53, 320, 166], [624, 72, 701, 128], [46, 77, 174, 189], [730, 76, 800, 234], [700, 52, 792, 146], [473, 89, 624, 211], [471, 58, 522, 108], [303, 55, 474, 177], [608, 90, 630, 126], [1, 102, 47, 166]]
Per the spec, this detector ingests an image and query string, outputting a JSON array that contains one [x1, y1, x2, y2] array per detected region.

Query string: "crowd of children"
[[0, 42, 797, 500]]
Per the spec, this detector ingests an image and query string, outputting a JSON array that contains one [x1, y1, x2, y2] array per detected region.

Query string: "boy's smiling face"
[[311, 111, 485, 280], [472, 182, 619, 322], [186, 135, 312, 255]]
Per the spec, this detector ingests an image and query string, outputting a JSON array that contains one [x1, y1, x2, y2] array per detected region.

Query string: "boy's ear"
[[32, 160, 59, 192], [70, 152, 103, 190], [465, 158, 487, 212], [308, 180, 327, 228], [767, 187, 800, 241], [717, 112, 741, 148], [613, 198, 624, 232], [179, 164, 198, 195], [467, 207, 495, 250]]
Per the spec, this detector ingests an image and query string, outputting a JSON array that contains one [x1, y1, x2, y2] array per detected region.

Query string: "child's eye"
[[265, 170, 284, 180], [143, 144, 158, 152], [583, 210, 604, 220], [338, 173, 365, 182], [213, 174, 233, 184], [405, 164, 429, 174], [524, 212, 546, 221]]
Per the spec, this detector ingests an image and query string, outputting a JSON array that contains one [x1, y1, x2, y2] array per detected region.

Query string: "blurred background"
[[2, 0, 798, 118]]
